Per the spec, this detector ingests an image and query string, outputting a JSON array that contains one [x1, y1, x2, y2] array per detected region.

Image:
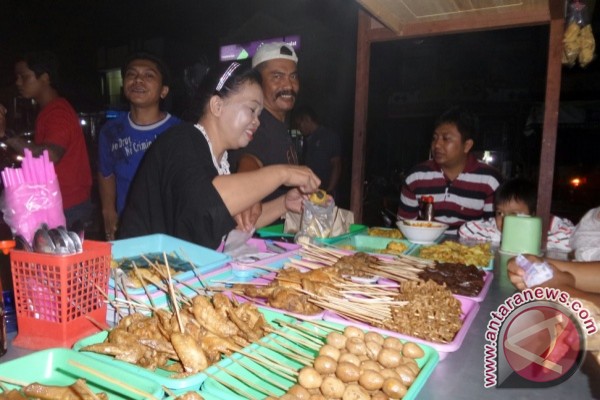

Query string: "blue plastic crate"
[[110, 234, 231, 295]]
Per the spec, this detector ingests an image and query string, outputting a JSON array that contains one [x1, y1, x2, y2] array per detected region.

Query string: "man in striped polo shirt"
[[397, 106, 502, 233]]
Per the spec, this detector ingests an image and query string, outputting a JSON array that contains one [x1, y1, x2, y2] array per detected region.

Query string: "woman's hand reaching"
[[280, 165, 321, 194]]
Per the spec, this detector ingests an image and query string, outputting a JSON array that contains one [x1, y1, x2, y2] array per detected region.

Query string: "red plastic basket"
[[10, 240, 111, 349]]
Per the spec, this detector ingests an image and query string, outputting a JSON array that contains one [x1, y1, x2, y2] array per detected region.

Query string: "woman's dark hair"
[[121, 52, 171, 87], [184, 61, 261, 122], [494, 178, 537, 215], [434, 106, 478, 143], [16, 51, 60, 90]]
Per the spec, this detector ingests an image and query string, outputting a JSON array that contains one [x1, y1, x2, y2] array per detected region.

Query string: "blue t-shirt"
[[98, 112, 180, 214]]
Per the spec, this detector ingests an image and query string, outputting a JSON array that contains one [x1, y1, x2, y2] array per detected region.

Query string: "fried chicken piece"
[[0, 390, 27, 399], [212, 292, 234, 320], [234, 302, 268, 332], [118, 312, 146, 329], [226, 306, 261, 342], [304, 268, 335, 283], [201, 333, 237, 363], [191, 296, 239, 337], [234, 284, 276, 298], [270, 286, 322, 315], [171, 332, 208, 373], [80, 342, 148, 364], [138, 337, 176, 355], [127, 313, 162, 340], [23, 380, 108, 400]]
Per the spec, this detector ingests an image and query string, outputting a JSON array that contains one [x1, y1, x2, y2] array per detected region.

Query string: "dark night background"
[[1, 0, 600, 227]]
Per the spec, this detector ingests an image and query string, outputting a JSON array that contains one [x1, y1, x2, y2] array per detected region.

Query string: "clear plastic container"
[[516, 254, 554, 287]]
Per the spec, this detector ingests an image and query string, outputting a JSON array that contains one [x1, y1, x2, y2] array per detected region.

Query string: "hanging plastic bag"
[[294, 190, 336, 240], [563, 0, 596, 68], [0, 150, 65, 246]]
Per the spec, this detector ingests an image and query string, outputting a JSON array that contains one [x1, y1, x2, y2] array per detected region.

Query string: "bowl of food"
[[396, 220, 448, 244]]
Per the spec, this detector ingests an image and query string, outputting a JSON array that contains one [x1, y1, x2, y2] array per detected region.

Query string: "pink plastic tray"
[[323, 296, 479, 360], [378, 270, 493, 303], [458, 270, 493, 302]]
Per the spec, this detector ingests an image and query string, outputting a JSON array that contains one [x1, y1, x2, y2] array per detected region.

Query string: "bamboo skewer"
[[164, 252, 185, 334], [264, 327, 322, 350], [204, 371, 260, 400], [68, 360, 160, 400], [268, 336, 315, 363], [214, 364, 280, 398], [232, 358, 292, 391], [234, 348, 298, 378], [85, 315, 111, 331], [72, 379, 101, 400], [0, 376, 28, 388], [162, 386, 177, 398], [290, 317, 344, 333], [132, 262, 157, 310], [179, 247, 209, 289], [273, 320, 329, 341]]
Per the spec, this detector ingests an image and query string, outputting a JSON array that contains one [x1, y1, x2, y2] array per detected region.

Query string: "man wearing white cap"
[[231, 42, 300, 230]]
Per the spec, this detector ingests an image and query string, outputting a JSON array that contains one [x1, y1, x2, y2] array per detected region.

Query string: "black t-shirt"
[[303, 126, 341, 190], [229, 110, 297, 200], [119, 123, 236, 249]]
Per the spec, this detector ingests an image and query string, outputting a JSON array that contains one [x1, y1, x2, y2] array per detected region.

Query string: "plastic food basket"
[[10, 240, 111, 349], [256, 223, 367, 244]]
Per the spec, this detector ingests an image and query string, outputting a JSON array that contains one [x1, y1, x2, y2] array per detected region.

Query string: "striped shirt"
[[397, 155, 502, 232]]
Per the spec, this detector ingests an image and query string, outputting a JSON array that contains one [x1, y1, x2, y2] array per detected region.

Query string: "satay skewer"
[[214, 363, 280, 398], [163, 252, 185, 334], [232, 358, 292, 391], [263, 327, 321, 350], [68, 360, 160, 400], [72, 379, 102, 400], [132, 262, 157, 310], [0, 376, 28, 388], [178, 247, 210, 289], [234, 348, 298, 378], [204, 371, 260, 400]]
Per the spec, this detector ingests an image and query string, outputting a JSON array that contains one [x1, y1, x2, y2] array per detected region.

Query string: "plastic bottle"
[[515, 254, 554, 287], [418, 196, 435, 221]]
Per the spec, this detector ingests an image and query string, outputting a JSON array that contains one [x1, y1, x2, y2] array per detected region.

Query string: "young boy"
[[459, 178, 574, 250], [97, 52, 180, 240]]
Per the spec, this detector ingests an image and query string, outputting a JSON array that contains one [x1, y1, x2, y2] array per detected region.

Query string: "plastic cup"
[[500, 215, 543, 255]]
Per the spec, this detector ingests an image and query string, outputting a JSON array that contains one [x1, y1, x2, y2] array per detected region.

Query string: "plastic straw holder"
[[10, 240, 111, 349]]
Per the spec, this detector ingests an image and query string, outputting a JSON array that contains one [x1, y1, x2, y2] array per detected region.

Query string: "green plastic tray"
[[256, 223, 367, 244], [408, 242, 494, 271], [201, 319, 439, 400], [74, 306, 298, 395], [0, 348, 164, 399], [330, 234, 415, 255]]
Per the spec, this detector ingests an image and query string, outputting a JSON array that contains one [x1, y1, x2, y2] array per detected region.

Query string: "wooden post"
[[350, 9, 372, 222], [538, 0, 564, 247]]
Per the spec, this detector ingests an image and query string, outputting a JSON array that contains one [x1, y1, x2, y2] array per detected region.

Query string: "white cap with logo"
[[252, 42, 298, 68]]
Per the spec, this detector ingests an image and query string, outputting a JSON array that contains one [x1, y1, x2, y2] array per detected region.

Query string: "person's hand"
[[0, 104, 7, 138], [234, 203, 262, 232], [281, 165, 321, 193], [102, 208, 119, 241], [507, 256, 527, 290], [533, 263, 575, 290], [507, 256, 574, 290], [284, 188, 307, 213]]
